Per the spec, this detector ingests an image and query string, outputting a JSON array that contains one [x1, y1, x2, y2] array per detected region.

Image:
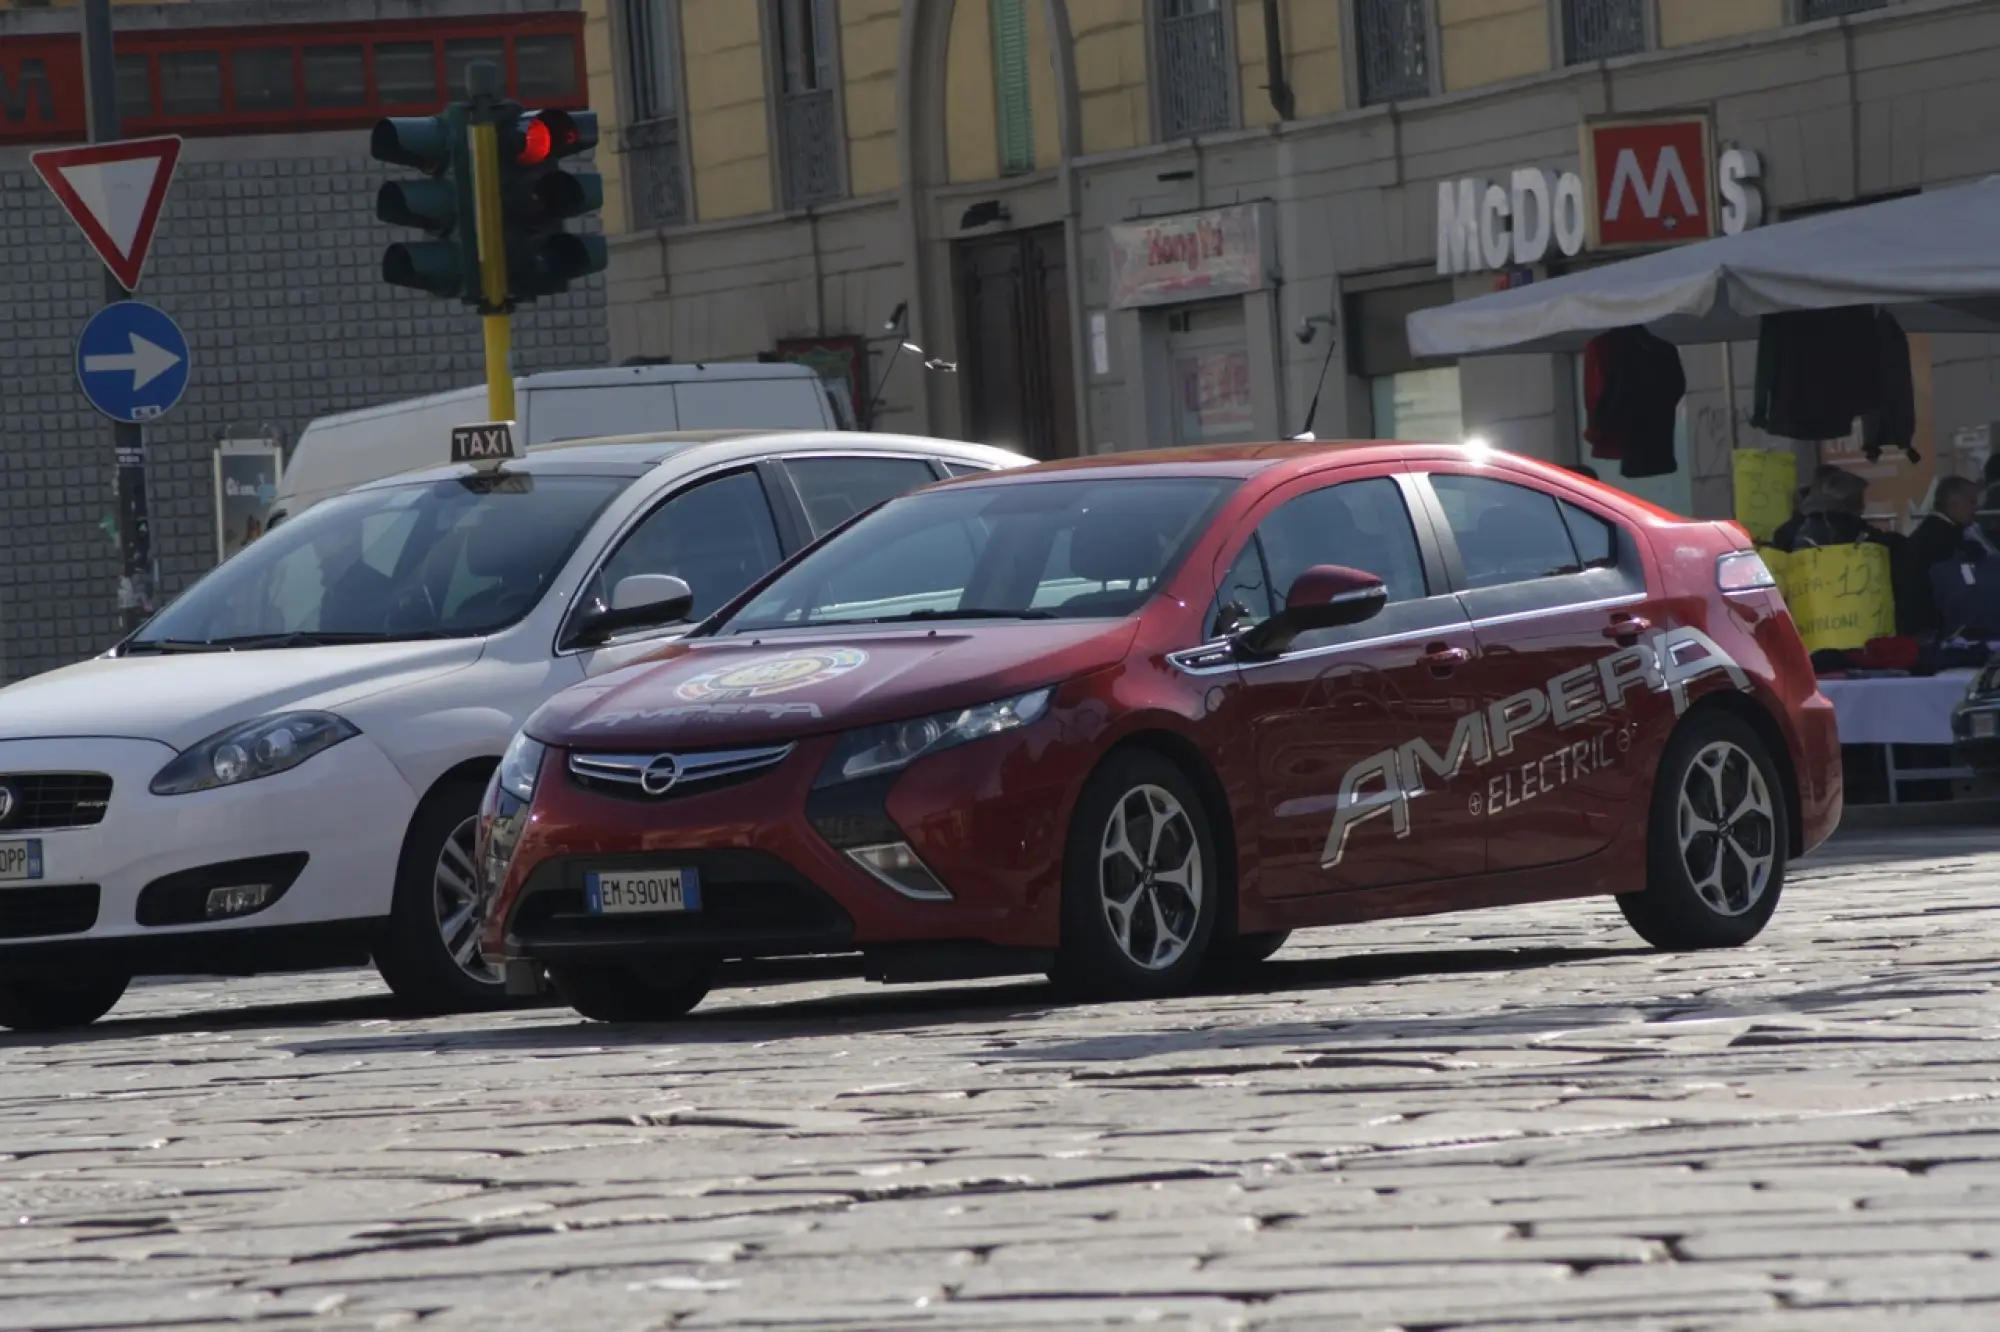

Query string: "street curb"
[[1835, 800, 2000, 833]]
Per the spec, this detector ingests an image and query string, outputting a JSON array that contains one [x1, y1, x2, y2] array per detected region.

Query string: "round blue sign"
[[74, 300, 190, 425]]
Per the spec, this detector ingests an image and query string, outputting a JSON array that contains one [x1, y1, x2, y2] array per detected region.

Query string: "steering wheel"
[[381, 579, 439, 634]]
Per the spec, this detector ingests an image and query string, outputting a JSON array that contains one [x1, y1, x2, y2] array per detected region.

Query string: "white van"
[[269, 362, 850, 527]]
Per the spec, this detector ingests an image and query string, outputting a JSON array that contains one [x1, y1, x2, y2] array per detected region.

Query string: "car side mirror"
[[570, 573, 694, 648], [1233, 565, 1387, 658]]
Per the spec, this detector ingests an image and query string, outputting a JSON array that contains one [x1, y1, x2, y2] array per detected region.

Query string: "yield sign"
[[30, 136, 184, 292]]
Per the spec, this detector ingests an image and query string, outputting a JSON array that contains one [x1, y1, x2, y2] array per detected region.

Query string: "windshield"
[[720, 476, 1237, 633], [129, 472, 629, 650]]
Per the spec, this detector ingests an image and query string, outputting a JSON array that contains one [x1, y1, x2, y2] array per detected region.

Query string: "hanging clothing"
[[1861, 310, 1918, 464], [1581, 326, 1685, 478], [1750, 306, 1883, 442]]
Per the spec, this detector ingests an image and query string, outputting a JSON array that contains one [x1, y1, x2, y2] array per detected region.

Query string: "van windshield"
[[125, 473, 628, 651]]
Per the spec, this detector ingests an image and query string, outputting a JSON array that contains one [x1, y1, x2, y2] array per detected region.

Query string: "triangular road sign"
[[31, 136, 184, 293]]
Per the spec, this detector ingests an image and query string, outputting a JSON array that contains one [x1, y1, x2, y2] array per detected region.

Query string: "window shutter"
[[990, 0, 1034, 175]]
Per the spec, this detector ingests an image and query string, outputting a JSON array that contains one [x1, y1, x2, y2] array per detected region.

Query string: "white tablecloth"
[[1815, 670, 1977, 747]]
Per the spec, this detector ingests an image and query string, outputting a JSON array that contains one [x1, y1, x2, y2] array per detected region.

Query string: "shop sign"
[[1109, 204, 1272, 310], [1436, 122, 1763, 276]]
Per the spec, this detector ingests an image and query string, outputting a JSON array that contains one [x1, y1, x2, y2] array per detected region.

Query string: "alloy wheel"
[[434, 815, 500, 986], [1098, 783, 1204, 971], [1676, 740, 1777, 918]]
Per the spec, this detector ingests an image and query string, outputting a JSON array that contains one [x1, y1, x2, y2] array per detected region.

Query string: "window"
[[445, 37, 506, 99], [233, 47, 296, 112], [115, 54, 153, 120], [303, 45, 366, 108], [1562, 0, 1646, 63], [516, 34, 579, 99], [1354, 0, 1429, 105], [940, 462, 993, 478], [1559, 501, 1617, 570], [622, 0, 688, 228], [1257, 479, 1429, 607], [376, 42, 438, 104], [1211, 541, 1275, 637], [1155, 0, 1232, 139], [159, 51, 225, 116], [1429, 475, 1588, 591], [990, 0, 1035, 174], [1370, 367, 1463, 442], [592, 470, 785, 624], [1801, 0, 1888, 18], [773, 0, 843, 208], [785, 457, 943, 537]]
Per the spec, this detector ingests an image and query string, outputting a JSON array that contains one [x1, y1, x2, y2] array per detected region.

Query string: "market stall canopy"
[[1407, 175, 2000, 358]]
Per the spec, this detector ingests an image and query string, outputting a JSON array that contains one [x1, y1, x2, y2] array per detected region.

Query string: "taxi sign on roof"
[[451, 420, 516, 467]]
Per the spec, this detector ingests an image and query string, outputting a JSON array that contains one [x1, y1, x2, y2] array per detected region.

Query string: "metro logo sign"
[[1583, 115, 1716, 248]]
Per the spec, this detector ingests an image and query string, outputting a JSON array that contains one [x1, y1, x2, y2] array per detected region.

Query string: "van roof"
[[298, 362, 821, 430]]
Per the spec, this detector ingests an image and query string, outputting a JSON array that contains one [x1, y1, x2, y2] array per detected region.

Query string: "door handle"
[[1603, 614, 1652, 643], [1420, 643, 1471, 673]]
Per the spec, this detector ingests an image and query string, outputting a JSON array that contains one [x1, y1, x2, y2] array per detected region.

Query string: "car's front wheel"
[[0, 971, 129, 1032], [549, 962, 713, 1023], [1621, 710, 1789, 950], [374, 776, 511, 1014], [1050, 750, 1219, 999]]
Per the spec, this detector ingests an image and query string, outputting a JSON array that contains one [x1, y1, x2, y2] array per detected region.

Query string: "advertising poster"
[[213, 440, 284, 565]]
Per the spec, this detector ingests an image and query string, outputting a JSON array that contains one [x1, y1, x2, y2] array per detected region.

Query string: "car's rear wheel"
[[0, 972, 129, 1032], [374, 776, 511, 1014], [549, 962, 713, 1024], [1050, 750, 1218, 999], [1620, 710, 1788, 950]]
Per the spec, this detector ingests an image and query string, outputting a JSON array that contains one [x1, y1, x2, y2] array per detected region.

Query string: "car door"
[[1413, 468, 1670, 872], [1210, 469, 1487, 897], [569, 466, 791, 677], [775, 454, 955, 538]]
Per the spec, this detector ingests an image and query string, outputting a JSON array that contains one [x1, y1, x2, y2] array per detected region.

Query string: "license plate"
[[1976, 713, 1997, 739], [0, 840, 43, 883], [585, 867, 701, 915]]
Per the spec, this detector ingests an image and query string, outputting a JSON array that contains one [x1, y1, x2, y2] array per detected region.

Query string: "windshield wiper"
[[120, 638, 230, 655], [846, 608, 1057, 625], [202, 630, 455, 650]]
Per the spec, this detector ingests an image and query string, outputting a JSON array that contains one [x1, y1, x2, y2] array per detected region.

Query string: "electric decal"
[[673, 648, 869, 703]]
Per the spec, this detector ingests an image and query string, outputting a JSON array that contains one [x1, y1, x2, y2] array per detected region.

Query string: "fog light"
[[846, 841, 952, 901], [204, 883, 272, 919]]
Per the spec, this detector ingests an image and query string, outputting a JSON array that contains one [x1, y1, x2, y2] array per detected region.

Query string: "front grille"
[[568, 744, 794, 801], [0, 885, 100, 939], [0, 773, 112, 831]]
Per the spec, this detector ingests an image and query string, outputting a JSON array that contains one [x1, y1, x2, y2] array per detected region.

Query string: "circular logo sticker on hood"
[[675, 647, 869, 702]]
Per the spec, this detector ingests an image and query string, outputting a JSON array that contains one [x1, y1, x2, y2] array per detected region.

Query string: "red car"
[[477, 443, 1842, 1022]]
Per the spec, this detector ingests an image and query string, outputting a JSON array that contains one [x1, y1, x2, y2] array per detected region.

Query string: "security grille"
[[775, 0, 843, 209], [1563, 0, 1647, 63], [1156, 0, 1232, 139], [1801, 0, 1888, 17], [624, 117, 687, 229], [1355, 0, 1429, 105]]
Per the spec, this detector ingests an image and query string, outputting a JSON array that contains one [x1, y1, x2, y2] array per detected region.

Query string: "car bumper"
[[0, 735, 416, 970], [481, 724, 1077, 968], [1950, 697, 2000, 775], [1795, 690, 1843, 856]]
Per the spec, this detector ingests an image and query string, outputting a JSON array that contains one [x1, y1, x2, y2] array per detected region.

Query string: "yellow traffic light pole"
[[467, 118, 515, 422]]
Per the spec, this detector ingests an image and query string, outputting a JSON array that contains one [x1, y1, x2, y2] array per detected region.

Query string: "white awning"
[[1406, 176, 2000, 358]]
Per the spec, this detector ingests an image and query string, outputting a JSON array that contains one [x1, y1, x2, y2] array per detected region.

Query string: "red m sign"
[[1583, 115, 1716, 248]]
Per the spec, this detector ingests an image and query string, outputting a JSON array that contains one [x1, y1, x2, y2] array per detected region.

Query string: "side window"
[[1256, 477, 1429, 606], [1428, 474, 1584, 591], [1559, 500, 1617, 569], [1209, 540, 1274, 637], [595, 470, 785, 622], [786, 456, 943, 535], [940, 461, 991, 478]]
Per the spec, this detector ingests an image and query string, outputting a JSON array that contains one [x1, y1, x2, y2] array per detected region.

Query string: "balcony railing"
[[1801, 0, 1888, 18], [1563, 0, 1647, 63], [1156, 5, 1232, 139], [780, 87, 842, 210], [623, 116, 686, 230], [1355, 0, 1429, 106]]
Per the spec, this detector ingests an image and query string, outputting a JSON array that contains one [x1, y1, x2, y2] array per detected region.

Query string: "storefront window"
[[1370, 366, 1462, 442]]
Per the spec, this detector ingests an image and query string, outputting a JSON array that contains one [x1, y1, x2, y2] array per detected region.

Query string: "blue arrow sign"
[[74, 300, 190, 425]]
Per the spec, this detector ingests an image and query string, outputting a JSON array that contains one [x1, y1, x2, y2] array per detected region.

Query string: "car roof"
[[939, 440, 1482, 483], [347, 430, 1030, 493]]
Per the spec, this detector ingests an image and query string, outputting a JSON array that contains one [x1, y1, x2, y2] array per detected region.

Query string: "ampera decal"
[[1321, 624, 1751, 868]]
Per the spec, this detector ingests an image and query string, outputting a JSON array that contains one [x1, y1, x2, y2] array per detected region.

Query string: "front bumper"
[[481, 723, 1077, 968], [0, 735, 417, 970], [1950, 696, 2000, 775]]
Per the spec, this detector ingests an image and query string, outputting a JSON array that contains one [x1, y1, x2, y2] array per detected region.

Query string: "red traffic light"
[[514, 111, 588, 166], [519, 118, 552, 165]]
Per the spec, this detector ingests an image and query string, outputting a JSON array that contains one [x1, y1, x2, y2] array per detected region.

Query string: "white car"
[[0, 429, 1029, 1030]]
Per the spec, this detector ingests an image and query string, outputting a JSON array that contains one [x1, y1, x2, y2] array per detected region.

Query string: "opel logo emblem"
[[0, 786, 13, 825], [639, 754, 681, 796]]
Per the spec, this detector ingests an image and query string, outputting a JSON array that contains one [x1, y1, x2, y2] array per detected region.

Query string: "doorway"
[[956, 225, 1079, 460]]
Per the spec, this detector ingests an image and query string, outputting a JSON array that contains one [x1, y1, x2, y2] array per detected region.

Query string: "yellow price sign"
[[1767, 543, 1895, 652], [1732, 449, 1797, 545]]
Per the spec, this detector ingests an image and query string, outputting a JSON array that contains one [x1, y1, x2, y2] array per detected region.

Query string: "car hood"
[[0, 641, 486, 751], [530, 620, 1141, 750]]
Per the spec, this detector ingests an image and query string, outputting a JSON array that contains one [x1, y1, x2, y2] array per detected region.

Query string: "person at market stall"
[[1778, 467, 1902, 556], [1771, 465, 1848, 551], [1895, 476, 1982, 637], [1931, 483, 2000, 639]]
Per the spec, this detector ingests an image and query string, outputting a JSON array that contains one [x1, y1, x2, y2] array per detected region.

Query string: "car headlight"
[[814, 688, 1053, 789], [497, 731, 546, 804], [150, 712, 359, 796], [1975, 663, 2000, 698]]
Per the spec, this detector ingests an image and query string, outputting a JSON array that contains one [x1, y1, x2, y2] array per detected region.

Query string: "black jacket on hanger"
[[1751, 306, 1883, 443], [1586, 327, 1686, 479]]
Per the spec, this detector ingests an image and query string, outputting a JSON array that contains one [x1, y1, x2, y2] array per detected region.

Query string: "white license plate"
[[1975, 713, 1997, 739], [585, 867, 701, 915], [0, 840, 43, 883]]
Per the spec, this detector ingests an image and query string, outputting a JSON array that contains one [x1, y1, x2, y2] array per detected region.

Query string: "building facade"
[[597, 0, 2000, 526], [0, 0, 609, 682]]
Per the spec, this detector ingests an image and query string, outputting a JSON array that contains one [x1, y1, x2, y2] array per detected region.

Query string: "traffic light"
[[371, 108, 476, 302], [495, 109, 608, 305]]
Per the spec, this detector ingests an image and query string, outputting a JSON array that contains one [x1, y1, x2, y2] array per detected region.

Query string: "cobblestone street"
[[5, 827, 2000, 1331]]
